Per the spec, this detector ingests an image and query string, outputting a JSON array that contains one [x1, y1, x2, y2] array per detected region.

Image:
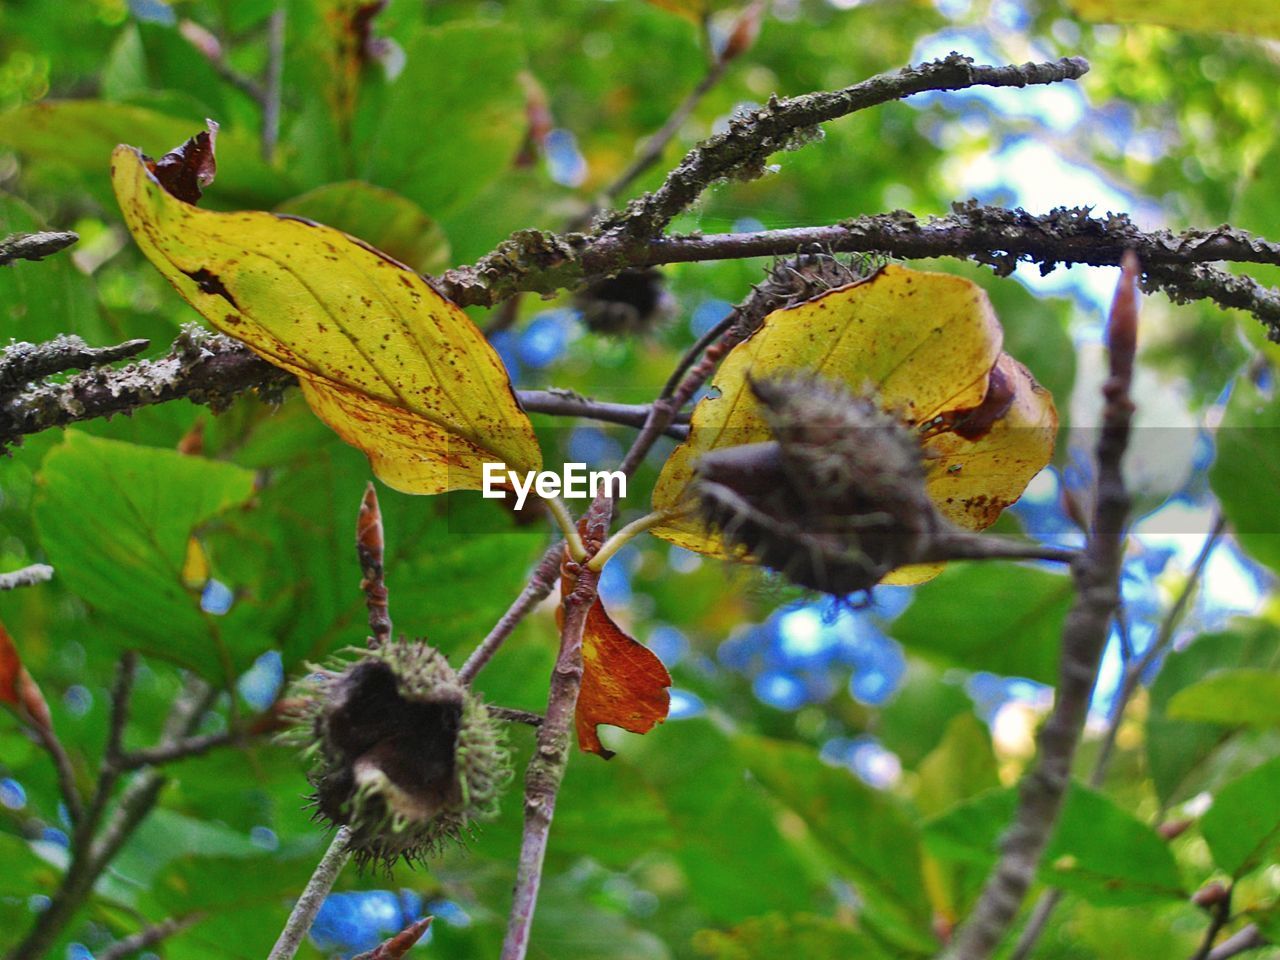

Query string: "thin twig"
[[262, 7, 286, 162], [1192, 889, 1234, 960], [267, 828, 352, 960], [520, 390, 689, 437], [177, 19, 265, 102], [0, 231, 78, 266], [459, 542, 563, 685], [356, 483, 392, 648], [30, 723, 84, 825], [942, 253, 1140, 960], [114, 729, 242, 772], [569, 56, 733, 232], [1207, 925, 1267, 960], [488, 706, 545, 727], [6, 675, 214, 960], [96, 913, 204, 960], [0, 564, 53, 591]]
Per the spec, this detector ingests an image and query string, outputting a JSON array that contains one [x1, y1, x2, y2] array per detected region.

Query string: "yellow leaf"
[[111, 145, 541, 495], [650, 266, 1056, 584], [1067, 0, 1280, 36], [181, 536, 210, 590]]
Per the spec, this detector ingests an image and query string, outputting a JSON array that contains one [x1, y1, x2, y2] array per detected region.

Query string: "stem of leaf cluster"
[[586, 510, 675, 572], [544, 496, 587, 561]]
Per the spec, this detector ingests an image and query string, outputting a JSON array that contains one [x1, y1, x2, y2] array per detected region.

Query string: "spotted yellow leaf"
[[651, 266, 1056, 585], [111, 144, 540, 494]]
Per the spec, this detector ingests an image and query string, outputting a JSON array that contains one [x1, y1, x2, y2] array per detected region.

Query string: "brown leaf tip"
[[145, 119, 219, 205]]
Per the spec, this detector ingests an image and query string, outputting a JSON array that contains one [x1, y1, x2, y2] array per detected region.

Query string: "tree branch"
[[500, 502, 608, 960], [942, 253, 1140, 960], [594, 53, 1090, 239], [0, 336, 149, 393], [1207, 925, 1268, 960], [267, 828, 352, 960], [5, 674, 214, 960], [96, 912, 204, 960], [0, 564, 53, 591], [0, 231, 78, 266], [459, 542, 563, 685]]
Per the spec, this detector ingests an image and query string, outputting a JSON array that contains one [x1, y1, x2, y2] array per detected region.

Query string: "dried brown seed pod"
[[285, 640, 510, 869], [575, 268, 676, 335], [695, 373, 943, 596]]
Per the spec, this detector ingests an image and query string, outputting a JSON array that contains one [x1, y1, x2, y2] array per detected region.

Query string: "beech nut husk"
[[285, 640, 510, 868], [695, 373, 943, 596]]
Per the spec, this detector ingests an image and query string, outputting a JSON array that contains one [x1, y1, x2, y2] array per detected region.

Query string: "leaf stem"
[[586, 510, 675, 572], [544, 496, 587, 562]]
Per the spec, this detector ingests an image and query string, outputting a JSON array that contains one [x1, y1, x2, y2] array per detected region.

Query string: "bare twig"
[[267, 828, 352, 960], [520, 390, 689, 437], [30, 723, 84, 826], [6, 675, 215, 960], [114, 729, 242, 772], [942, 253, 1140, 960], [0, 564, 53, 591], [0, 231, 78, 266], [96, 912, 204, 960], [488, 706, 545, 727], [356, 483, 392, 648], [500, 501, 609, 960], [595, 53, 1090, 238], [262, 7, 286, 162], [459, 542, 563, 685], [1207, 925, 1267, 960], [569, 56, 734, 232], [1192, 888, 1234, 960], [178, 19, 265, 102]]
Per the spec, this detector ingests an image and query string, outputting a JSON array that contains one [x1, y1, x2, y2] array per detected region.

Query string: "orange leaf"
[[0, 621, 52, 732], [576, 596, 672, 758]]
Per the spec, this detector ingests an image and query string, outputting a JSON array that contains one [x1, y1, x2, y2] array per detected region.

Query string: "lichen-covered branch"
[[0, 327, 293, 451], [0, 564, 53, 591], [0, 230, 78, 266], [0, 336, 149, 393], [593, 53, 1090, 238], [942, 253, 1140, 960]]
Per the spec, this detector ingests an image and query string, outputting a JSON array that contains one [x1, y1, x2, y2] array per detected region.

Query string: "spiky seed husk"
[[575, 268, 676, 335], [695, 373, 942, 596], [285, 640, 510, 869]]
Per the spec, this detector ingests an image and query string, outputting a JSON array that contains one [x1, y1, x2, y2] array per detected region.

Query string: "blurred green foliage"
[[2, 0, 1280, 958]]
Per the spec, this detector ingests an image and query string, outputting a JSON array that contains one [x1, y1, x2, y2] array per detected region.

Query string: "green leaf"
[[1068, 0, 1280, 36], [1168, 669, 1280, 727], [890, 563, 1072, 684], [733, 733, 935, 951], [33, 432, 260, 683], [1210, 377, 1280, 575], [357, 23, 526, 217], [1201, 755, 1280, 878], [0, 192, 103, 344], [914, 713, 1000, 818], [692, 913, 893, 959], [1147, 623, 1280, 806], [924, 783, 1185, 905], [877, 662, 975, 769], [275, 180, 451, 275]]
